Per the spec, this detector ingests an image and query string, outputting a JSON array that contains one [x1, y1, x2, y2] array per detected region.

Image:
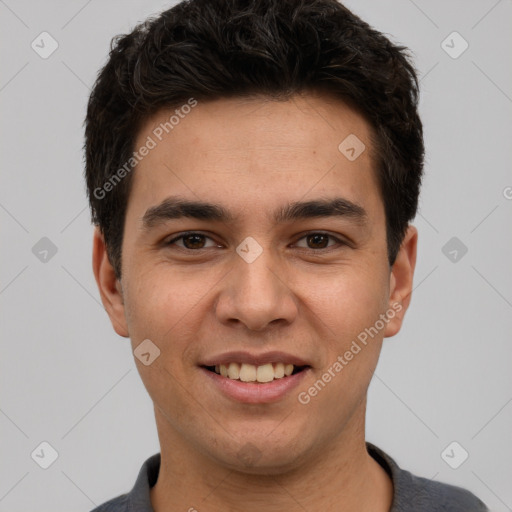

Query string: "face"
[[94, 92, 416, 474]]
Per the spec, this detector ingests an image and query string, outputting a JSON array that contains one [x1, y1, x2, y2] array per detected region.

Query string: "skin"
[[93, 92, 417, 511]]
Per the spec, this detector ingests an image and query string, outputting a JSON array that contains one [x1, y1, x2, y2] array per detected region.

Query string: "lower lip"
[[200, 367, 310, 404]]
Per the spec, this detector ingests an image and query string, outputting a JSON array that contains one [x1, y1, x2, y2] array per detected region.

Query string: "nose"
[[214, 246, 298, 332]]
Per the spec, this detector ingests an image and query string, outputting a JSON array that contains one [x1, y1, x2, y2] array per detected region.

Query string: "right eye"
[[165, 232, 222, 251]]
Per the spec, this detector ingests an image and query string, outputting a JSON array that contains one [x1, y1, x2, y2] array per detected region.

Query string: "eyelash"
[[165, 231, 347, 252]]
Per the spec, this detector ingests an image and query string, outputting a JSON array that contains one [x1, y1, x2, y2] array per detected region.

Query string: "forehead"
[[128, 93, 383, 225]]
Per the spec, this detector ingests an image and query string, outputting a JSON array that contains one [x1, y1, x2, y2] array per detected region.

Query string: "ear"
[[384, 225, 418, 338], [92, 227, 129, 338]]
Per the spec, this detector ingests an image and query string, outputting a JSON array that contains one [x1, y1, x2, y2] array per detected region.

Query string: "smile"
[[200, 351, 312, 403], [204, 362, 308, 383]]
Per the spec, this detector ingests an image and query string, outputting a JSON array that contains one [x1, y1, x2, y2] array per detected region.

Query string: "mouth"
[[199, 351, 312, 403], [202, 362, 310, 383]]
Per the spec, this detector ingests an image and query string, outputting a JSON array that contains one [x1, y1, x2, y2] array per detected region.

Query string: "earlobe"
[[384, 225, 418, 338], [92, 228, 129, 338]]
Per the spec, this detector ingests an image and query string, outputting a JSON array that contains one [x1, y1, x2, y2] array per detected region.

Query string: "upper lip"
[[200, 351, 311, 367]]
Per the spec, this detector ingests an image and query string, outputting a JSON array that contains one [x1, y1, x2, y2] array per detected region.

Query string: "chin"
[[222, 450, 306, 476], [206, 431, 313, 476]]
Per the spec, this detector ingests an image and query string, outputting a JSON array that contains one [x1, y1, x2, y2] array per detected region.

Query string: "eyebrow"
[[141, 195, 368, 231]]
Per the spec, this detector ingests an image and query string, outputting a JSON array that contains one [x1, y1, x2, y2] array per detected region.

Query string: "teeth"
[[239, 363, 257, 382], [274, 362, 285, 378], [240, 363, 256, 381], [215, 362, 300, 382], [256, 363, 274, 383], [227, 362, 240, 380]]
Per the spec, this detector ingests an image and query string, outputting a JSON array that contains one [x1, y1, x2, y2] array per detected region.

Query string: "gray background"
[[1, 0, 511, 510]]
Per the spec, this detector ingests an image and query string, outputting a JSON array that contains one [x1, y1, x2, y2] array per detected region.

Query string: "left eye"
[[294, 232, 342, 250]]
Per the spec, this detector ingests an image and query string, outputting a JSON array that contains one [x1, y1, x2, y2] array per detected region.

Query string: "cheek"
[[123, 265, 211, 342], [122, 271, 206, 422], [301, 265, 389, 346], [122, 265, 222, 403], [296, 271, 388, 432]]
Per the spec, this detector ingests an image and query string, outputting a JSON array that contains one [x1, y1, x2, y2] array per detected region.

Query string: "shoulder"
[[366, 442, 489, 512], [88, 452, 161, 512], [89, 493, 129, 512], [400, 470, 489, 511]]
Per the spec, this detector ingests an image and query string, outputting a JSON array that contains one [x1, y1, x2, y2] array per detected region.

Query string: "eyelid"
[[292, 231, 348, 250], [165, 231, 347, 250], [165, 231, 221, 248]]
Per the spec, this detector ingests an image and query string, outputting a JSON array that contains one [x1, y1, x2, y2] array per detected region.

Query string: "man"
[[85, 0, 489, 510]]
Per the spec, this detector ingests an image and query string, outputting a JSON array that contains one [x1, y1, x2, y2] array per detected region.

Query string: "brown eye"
[[181, 234, 207, 249], [166, 232, 219, 250], [295, 232, 342, 250], [306, 233, 329, 249]]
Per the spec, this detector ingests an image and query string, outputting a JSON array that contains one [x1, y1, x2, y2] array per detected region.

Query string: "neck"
[[150, 406, 393, 512]]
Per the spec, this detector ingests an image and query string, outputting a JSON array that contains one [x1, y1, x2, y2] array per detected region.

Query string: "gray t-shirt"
[[90, 442, 489, 511]]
